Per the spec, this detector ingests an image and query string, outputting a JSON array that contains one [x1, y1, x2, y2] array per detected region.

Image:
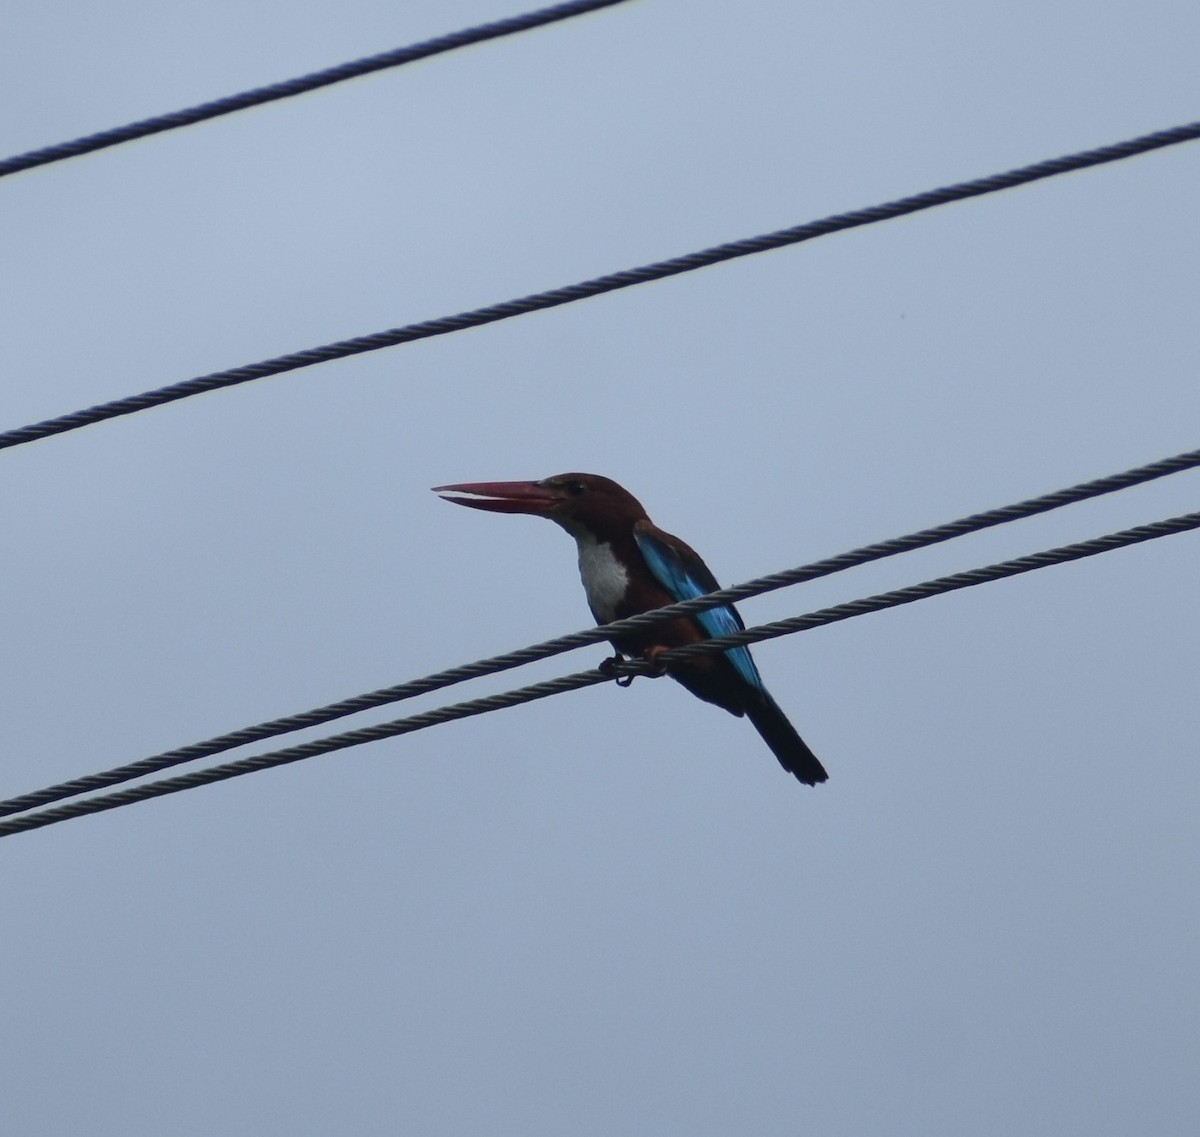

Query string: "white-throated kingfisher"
[[433, 473, 828, 785]]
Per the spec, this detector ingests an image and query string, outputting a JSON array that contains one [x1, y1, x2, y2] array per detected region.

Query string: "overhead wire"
[[1, 119, 1198, 454], [1, 443, 1198, 821], [1, 506, 1197, 840], [1, 11, 1196, 837], [0, 0, 637, 179]]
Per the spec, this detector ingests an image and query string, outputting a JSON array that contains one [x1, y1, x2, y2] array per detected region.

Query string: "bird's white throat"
[[575, 536, 629, 623]]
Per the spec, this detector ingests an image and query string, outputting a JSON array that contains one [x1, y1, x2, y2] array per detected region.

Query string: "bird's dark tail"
[[744, 688, 828, 785]]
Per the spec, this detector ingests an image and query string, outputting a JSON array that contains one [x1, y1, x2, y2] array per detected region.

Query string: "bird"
[[432, 472, 828, 785]]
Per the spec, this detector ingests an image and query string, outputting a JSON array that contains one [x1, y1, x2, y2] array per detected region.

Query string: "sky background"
[[1, 2, 1198, 1133]]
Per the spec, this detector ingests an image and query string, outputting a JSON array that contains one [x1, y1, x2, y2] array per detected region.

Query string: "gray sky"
[[2, 2, 1198, 1134]]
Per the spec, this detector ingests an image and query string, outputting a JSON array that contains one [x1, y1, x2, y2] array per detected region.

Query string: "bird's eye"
[[565, 480, 586, 496]]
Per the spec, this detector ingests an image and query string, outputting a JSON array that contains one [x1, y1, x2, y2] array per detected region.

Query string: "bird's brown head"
[[432, 473, 649, 536]]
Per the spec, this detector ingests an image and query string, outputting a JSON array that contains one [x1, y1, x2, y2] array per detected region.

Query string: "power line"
[[2, 507, 1197, 840], [1, 119, 1197, 454], [0, 0, 636, 179], [656, 511, 1200, 663], [1, 442, 1197, 820]]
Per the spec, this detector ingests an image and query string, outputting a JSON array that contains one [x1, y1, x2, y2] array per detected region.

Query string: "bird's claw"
[[599, 654, 635, 687], [601, 647, 669, 687]]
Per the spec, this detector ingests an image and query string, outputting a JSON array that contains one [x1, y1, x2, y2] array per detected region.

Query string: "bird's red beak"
[[432, 480, 560, 516]]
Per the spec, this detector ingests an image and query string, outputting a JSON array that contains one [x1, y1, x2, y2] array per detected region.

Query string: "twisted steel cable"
[[0, 670, 607, 838], [1, 120, 1197, 453], [2, 508, 1197, 839], [649, 511, 1200, 666], [1, 443, 1198, 820], [0, 0, 635, 179]]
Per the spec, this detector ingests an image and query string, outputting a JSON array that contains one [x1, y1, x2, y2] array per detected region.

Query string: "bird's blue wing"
[[635, 530, 764, 691]]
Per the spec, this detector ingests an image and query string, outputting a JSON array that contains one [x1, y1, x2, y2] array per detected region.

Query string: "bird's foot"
[[642, 645, 670, 676], [599, 653, 636, 687], [600, 647, 669, 686]]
